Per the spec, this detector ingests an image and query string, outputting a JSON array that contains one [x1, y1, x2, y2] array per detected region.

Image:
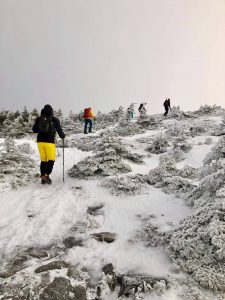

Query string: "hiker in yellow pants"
[[32, 105, 65, 184]]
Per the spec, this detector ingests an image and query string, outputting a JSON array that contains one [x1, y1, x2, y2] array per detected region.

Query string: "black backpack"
[[38, 115, 56, 135]]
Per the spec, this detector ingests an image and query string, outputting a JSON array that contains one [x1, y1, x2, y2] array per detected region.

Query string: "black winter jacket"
[[32, 110, 65, 144]]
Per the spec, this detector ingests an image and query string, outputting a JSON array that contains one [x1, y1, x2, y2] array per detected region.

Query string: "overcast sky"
[[0, 0, 225, 114]]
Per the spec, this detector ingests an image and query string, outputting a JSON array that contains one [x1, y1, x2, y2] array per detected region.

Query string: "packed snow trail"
[[0, 135, 192, 276]]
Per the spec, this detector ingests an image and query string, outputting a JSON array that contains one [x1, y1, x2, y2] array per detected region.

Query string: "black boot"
[[41, 175, 48, 184], [45, 175, 52, 185]]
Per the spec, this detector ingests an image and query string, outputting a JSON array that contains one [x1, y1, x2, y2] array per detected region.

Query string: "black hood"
[[41, 104, 54, 117]]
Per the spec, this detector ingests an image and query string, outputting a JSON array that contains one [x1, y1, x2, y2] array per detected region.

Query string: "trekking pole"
[[63, 138, 65, 183]]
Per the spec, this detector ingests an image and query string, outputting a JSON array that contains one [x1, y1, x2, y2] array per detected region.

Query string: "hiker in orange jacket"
[[83, 107, 94, 134]]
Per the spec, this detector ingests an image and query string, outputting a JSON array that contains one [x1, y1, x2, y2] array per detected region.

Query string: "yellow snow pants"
[[37, 142, 56, 162]]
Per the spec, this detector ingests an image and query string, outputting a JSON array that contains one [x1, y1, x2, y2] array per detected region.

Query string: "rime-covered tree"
[[21, 106, 29, 122]]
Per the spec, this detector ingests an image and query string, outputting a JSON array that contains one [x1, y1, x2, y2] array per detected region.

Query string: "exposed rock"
[[34, 260, 69, 273], [91, 232, 116, 243], [0, 255, 28, 278], [26, 248, 48, 259], [102, 263, 114, 276], [63, 237, 84, 249], [87, 204, 104, 216], [40, 277, 86, 300]]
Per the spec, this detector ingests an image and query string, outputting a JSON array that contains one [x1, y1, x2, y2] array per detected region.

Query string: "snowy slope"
[[0, 109, 224, 300]]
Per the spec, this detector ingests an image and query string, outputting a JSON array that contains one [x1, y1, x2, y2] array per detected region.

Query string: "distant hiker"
[[83, 107, 94, 134], [164, 98, 171, 116], [126, 104, 135, 120], [32, 104, 65, 184], [138, 103, 147, 118]]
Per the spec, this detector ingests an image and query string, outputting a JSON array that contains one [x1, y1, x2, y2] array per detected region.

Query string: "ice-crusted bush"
[[17, 142, 34, 154], [168, 136, 225, 292], [195, 169, 225, 199], [0, 138, 37, 189], [168, 198, 225, 291], [194, 104, 224, 116], [146, 162, 194, 198], [173, 140, 193, 153], [113, 119, 144, 136], [200, 139, 225, 179], [159, 148, 185, 167], [95, 135, 144, 163], [137, 115, 160, 130], [203, 136, 225, 165], [68, 148, 132, 177], [189, 124, 208, 137], [178, 165, 199, 179], [70, 135, 98, 151], [130, 215, 167, 247], [165, 122, 191, 139], [161, 176, 194, 196], [145, 135, 169, 154], [101, 174, 146, 195]]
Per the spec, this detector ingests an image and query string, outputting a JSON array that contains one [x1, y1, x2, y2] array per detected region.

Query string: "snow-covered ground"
[[0, 110, 224, 299]]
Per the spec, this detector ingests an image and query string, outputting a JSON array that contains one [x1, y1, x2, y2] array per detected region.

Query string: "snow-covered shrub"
[[173, 140, 193, 153], [178, 165, 199, 179], [96, 135, 144, 163], [0, 138, 37, 189], [162, 176, 193, 196], [17, 142, 34, 154], [203, 136, 225, 165], [168, 198, 225, 291], [101, 174, 146, 195], [189, 125, 208, 137], [165, 122, 191, 139], [137, 115, 160, 130], [146, 164, 176, 187], [170, 148, 185, 162], [196, 169, 225, 198], [130, 215, 166, 247], [194, 105, 224, 116], [145, 135, 169, 154], [70, 135, 97, 151], [159, 148, 185, 167], [113, 119, 144, 136], [68, 148, 132, 177]]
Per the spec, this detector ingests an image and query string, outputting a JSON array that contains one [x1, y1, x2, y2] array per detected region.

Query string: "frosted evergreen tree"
[[21, 106, 29, 123]]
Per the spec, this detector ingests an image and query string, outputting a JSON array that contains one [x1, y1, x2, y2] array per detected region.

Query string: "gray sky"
[[1, 0, 225, 115]]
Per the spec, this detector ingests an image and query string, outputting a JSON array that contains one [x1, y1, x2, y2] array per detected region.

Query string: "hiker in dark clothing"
[[138, 103, 145, 113], [164, 98, 171, 116], [32, 104, 65, 184], [138, 103, 147, 118]]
